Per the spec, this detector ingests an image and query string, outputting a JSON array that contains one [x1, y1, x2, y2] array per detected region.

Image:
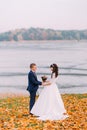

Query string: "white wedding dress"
[[30, 74, 68, 121]]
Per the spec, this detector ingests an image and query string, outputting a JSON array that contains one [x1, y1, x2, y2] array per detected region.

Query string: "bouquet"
[[41, 75, 47, 82]]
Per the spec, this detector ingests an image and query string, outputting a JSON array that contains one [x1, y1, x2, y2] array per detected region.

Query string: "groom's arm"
[[29, 73, 42, 85]]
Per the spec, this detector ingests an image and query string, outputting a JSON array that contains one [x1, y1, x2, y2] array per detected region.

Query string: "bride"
[[30, 64, 69, 121]]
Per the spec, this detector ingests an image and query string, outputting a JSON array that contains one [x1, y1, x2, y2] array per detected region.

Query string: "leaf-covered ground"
[[0, 94, 87, 130]]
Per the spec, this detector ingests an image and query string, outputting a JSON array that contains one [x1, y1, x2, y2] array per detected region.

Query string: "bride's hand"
[[42, 81, 51, 86]]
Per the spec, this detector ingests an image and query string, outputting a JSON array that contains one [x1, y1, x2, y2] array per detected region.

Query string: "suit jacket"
[[27, 70, 42, 92]]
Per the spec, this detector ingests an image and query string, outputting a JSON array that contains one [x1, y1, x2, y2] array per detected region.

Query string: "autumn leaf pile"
[[0, 94, 87, 130]]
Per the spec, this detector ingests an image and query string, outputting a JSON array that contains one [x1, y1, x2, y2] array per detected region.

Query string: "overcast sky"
[[0, 0, 87, 32]]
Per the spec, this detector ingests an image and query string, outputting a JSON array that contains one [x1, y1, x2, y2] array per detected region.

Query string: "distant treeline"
[[0, 27, 87, 41]]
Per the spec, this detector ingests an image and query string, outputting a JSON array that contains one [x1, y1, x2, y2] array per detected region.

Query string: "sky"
[[0, 0, 87, 32]]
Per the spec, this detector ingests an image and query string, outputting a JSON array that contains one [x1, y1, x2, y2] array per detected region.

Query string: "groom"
[[27, 63, 42, 113]]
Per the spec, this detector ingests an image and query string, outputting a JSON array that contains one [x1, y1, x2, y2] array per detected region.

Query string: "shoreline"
[[0, 39, 87, 44], [0, 87, 29, 98], [0, 87, 87, 98]]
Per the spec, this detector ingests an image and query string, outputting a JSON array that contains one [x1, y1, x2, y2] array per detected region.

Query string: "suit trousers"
[[29, 91, 37, 111]]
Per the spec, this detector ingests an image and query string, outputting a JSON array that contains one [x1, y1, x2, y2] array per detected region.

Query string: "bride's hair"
[[50, 64, 58, 78]]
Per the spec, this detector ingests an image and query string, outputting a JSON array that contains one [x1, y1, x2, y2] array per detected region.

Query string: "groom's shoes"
[[29, 113, 34, 116]]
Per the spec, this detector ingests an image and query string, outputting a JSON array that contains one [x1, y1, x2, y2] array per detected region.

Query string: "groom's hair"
[[30, 63, 36, 68]]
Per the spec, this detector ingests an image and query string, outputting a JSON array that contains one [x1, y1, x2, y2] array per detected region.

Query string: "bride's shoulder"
[[50, 73, 58, 83], [52, 73, 55, 78], [52, 73, 58, 79]]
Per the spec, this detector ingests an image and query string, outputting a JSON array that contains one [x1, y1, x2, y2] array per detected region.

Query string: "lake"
[[0, 40, 87, 94]]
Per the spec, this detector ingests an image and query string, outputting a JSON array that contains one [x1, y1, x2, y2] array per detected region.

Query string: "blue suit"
[[27, 70, 42, 111]]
